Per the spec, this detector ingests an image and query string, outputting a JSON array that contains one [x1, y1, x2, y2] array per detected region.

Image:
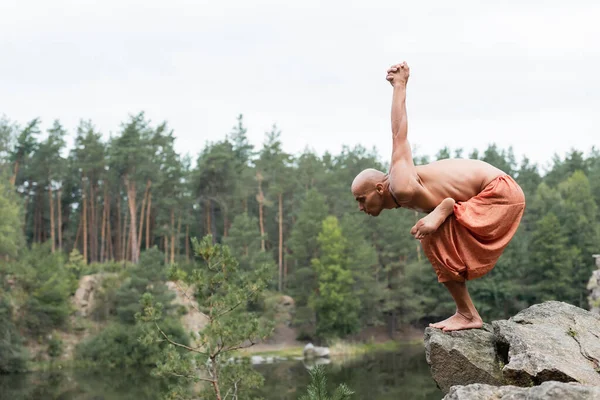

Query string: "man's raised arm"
[[386, 62, 414, 167]]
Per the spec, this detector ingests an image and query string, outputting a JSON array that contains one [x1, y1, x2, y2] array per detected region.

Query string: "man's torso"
[[390, 159, 505, 213]]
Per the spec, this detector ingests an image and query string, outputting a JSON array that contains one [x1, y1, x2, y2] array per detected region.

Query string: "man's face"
[[354, 185, 384, 216]]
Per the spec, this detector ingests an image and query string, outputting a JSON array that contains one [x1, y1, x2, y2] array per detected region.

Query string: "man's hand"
[[386, 62, 410, 87]]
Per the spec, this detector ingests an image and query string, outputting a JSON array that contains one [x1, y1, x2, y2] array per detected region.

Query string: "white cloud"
[[1, 0, 598, 167]]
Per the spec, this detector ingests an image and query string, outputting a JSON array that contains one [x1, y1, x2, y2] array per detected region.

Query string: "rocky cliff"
[[424, 301, 600, 399]]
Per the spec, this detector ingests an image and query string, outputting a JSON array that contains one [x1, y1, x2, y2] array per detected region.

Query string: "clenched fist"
[[386, 62, 410, 87]]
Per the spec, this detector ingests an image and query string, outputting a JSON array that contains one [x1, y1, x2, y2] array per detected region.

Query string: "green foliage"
[[115, 248, 175, 324], [47, 335, 63, 359], [311, 217, 360, 340], [141, 235, 273, 399], [299, 365, 354, 400], [76, 319, 188, 369], [0, 295, 28, 374], [10, 245, 73, 335], [0, 178, 24, 258]]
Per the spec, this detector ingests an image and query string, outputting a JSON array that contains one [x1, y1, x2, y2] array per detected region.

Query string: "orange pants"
[[421, 175, 525, 283]]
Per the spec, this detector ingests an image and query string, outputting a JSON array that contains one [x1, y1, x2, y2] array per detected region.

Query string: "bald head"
[[351, 168, 386, 194]]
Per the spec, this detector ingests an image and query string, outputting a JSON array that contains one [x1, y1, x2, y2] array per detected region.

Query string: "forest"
[[0, 112, 599, 377]]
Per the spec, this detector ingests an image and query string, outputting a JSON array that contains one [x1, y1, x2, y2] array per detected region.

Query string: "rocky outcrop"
[[166, 281, 209, 346], [588, 255, 600, 314], [424, 324, 504, 393], [443, 381, 600, 400], [72, 274, 106, 317], [425, 301, 600, 394], [494, 302, 600, 387]]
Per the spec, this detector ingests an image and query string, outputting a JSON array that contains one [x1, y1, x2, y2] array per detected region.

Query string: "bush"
[[47, 335, 63, 359], [114, 248, 174, 325], [0, 296, 28, 374], [8, 245, 73, 336], [76, 318, 189, 369]]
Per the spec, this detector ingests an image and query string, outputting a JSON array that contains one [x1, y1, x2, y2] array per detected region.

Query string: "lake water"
[[0, 344, 442, 400]]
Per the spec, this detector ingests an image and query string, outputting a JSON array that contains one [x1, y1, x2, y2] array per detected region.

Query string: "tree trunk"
[[116, 195, 122, 262], [100, 186, 108, 263], [10, 160, 19, 186], [82, 180, 88, 263], [138, 180, 151, 258], [73, 218, 82, 253], [121, 202, 128, 262], [284, 246, 289, 290], [205, 199, 211, 238], [48, 187, 55, 253], [185, 224, 190, 262], [256, 172, 266, 251], [164, 235, 168, 265], [124, 176, 139, 263], [175, 213, 182, 262], [106, 191, 113, 261], [90, 184, 95, 262], [146, 192, 152, 250], [57, 189, 63, 251], [23, 194, 30, 234], [170, 209, 175, 265], [211, 360, 222, 400], [278, 192, 283, 292]]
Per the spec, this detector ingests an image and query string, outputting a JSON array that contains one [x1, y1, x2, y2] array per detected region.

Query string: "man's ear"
[[375, 183, 384, 195]]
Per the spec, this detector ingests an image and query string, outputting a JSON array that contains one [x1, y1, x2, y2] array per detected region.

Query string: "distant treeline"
[[0, 113, 599, 338]]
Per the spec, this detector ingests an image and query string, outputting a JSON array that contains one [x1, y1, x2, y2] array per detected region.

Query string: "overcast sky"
[[1, 0, 598, 170]]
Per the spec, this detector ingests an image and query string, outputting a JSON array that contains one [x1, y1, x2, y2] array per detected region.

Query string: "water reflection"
[[253, 344, 442, 400], [0, 344, 441, 400]]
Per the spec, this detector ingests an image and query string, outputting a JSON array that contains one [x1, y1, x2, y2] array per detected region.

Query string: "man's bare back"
[[390, 158, 505, 213]]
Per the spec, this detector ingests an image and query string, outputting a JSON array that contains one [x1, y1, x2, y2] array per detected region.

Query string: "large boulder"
[[425, 301, 600, 393], [494, 301, 600, 386], [424, 324, 504, 393], [443, 382, 600, 400], [72, 274, 103, 317]]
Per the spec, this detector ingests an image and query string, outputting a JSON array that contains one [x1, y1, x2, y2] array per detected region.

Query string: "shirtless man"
[[351, 62, 525, 332]]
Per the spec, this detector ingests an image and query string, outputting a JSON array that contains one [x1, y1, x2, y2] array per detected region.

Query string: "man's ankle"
[[456, 310, 474, 320]]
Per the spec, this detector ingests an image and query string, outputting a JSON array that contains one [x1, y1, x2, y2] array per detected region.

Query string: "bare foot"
[[411, 198, 455, 240], [437, 312, 483, 332], [429, 315, 453, 329]]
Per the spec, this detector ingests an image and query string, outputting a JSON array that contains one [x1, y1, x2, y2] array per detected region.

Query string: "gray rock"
[[443, 381, 600, 400], [493, 301, 600, 386], [424, 324, 505, 393], [303, 343, 330, 359]]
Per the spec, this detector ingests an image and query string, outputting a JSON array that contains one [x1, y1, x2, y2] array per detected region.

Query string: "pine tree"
[[299, 365, 354, 400], [311, 216, 360, 339], [140, 235, 273, 400]]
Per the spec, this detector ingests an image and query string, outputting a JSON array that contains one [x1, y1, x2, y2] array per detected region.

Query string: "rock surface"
[[166, 281, 209, 346], [425, 301, 600, 393], [303, 343, 330, 359], [494, 301, 600, 387], [72, 274, 104, 317], [443, 381, 600, 400], [424, 324, 504, 393]]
